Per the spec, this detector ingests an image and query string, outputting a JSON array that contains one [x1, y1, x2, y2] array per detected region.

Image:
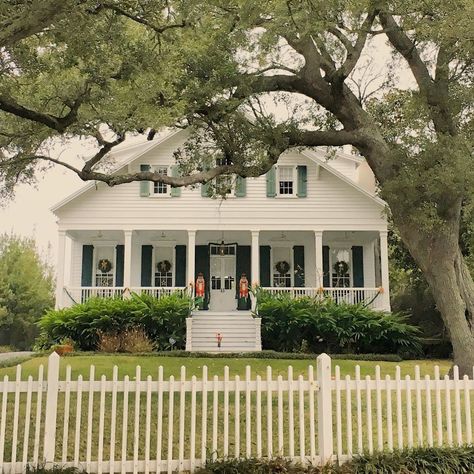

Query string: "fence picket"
[[121, 375, 130, 474], [277, 375, 283, 456], [62, 366, 72, 464], [298, 375, 305, 463], [366, 375, 373, 454], [464, 375, 472, 445], [256, 375, 262, 458], [212, 375, 219, 462], [288, 366, 295, 458], [110, 366, 118, 474], [156, 366, 164, 473], [267, 366, 273, 458], [453, 366, 463, 446], [355, 366, 362, 454], [406, 375, 413, 448], [0, 375, 8, 469], [73, 375, 83, 468], [86, 365, 95, 473], [425, 375, 433, 447], [235, 375, 241, 459], [335, 366, 342, 459], [167, 375, 175, 474], [345, 375, 352, 456], [223, 366, 229, 458], [386, 375, 393, 451], [396, 366, 403, 449], [415, 366, 423, 446], [201, 366, 208, 466], [245, 365, 252, 458], [445, 374, 453, 446], [178, 367, 186, 471], [11, 365, 21, 468], [434, 366, 443, 446], [308, 365, 316, 463], [22, 375, 33, 471], [133, 366, 142, 474], [190, 375, 197, 472], [144, 375, 152, 474], [98, 375, 106, 474], [375, 366, 383, 451]]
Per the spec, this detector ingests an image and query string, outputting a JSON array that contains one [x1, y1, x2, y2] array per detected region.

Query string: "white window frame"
[[276, 165, 297, 198], [152, 243, 176, 287], [151, 165, 172, 198], [92, 242, 117, 287], [328, 247, 353, 288], [270, 243, 294, 287]]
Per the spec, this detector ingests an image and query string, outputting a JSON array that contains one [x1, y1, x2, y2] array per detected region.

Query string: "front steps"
[[186, 311, 262, 352]]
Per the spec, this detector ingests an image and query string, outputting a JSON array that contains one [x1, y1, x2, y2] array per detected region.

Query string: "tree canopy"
[[1, 0, 473, 371]]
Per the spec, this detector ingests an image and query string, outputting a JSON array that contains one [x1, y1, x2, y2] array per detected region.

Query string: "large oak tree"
[[1, 1, 473, 372]]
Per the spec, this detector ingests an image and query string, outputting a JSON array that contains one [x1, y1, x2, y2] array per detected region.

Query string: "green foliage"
[[37, 293, 192, 351], [257, 291, 421, 355], [196, 446, 474, 473], [0, 234, 54, 350]]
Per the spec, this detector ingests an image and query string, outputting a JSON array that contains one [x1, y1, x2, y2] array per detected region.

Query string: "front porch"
[[57, 229, 390, 311]]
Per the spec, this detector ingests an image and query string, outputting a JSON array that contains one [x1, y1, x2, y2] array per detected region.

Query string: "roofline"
[[50, 129, 185, 213], [301, 150, 386, 208]]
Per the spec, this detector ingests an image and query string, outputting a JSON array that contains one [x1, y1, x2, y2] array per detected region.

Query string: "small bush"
[[37, 292, 192, 351], [97, 331, 122, 353], [121, 327, 154, 353], [257, 290, 421, 355], [0, 345, 14, 353]]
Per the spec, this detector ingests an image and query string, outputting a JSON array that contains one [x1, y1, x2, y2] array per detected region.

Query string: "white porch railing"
[[64, 286, 188, 305], [261, 287, 385, 310]]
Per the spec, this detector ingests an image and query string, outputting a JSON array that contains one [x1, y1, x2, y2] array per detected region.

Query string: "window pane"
[[279, 166, 294, 195], [153, 167, 168, 194]]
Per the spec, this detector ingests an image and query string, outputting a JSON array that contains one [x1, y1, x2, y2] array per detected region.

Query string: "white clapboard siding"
[[2, 354, 474, 473], [54, 131, 385, 231]]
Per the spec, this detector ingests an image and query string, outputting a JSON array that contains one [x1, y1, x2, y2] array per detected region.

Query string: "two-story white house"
[[52, 128, 390, 351]]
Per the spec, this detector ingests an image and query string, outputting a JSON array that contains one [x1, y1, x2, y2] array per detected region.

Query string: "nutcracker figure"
[[237, 272, 251, 310], [195, 272, 206, 309]]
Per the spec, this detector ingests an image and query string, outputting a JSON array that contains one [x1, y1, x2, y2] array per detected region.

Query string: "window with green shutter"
[[266, 166, 277, 197], [234, 176, 247, 197], [297, 165, 307, 197], [139, 164, 151, 197], [170, 165, 181, 197]]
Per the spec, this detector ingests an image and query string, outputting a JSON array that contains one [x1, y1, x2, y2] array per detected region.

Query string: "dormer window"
[[278, 166, 295, 195], [153, 167, 169, 195]]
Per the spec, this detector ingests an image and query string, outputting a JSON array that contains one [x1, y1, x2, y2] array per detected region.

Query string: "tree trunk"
[[396, 217, 474, 376]]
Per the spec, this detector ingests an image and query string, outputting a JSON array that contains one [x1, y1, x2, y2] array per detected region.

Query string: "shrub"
[[37, 293, 192, 351], [97, 331, 122, 353], [257, 291, 421, 355], [121, 327, 154, 353]]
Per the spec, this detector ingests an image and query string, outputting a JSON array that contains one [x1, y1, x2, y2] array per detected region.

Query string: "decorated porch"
[[57, 229, 390, 312]]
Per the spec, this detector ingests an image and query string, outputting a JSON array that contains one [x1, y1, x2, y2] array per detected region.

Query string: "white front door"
[[210, 254, 236, 311]]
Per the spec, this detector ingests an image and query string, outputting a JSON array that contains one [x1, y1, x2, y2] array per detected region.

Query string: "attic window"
[[153, 167, 168, 195]]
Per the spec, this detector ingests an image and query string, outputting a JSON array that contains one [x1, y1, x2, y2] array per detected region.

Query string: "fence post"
[[317, 353, 333, 465], [43, 352, 60, 466]]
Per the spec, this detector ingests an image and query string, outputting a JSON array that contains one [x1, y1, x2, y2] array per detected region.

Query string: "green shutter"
[[115, 245, 124, 286], [140, 164, 151, 197], [175, 245, 187, 286], [201, 181, 211, 197], [352, 246, 364, 288], [235, 176, 247, 197], [323, 245, 330, 287], [259, 245, 271, 287], [141, 245, 153, 287], [293, 245, 305, 287], [170, 165, 181, 197], [81, 245, 94, 287], [297, 165, 307, 198], [195, 245, 210, 310], [236, 245, 251, 310], [266, 166, 276, 197]]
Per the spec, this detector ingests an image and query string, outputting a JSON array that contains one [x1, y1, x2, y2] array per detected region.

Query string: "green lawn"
[[0, 354, 452, 380]]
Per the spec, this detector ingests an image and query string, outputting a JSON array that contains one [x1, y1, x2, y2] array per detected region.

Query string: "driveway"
[[0, 351, 34, 363]]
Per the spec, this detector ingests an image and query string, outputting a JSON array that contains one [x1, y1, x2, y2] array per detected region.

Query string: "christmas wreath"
[[98, 259, 112, 273], [157, 260, 172, 273], [275, 260, 290, 275], [333, 260, 349, 276]]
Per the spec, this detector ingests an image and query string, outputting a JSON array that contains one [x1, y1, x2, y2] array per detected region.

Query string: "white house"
[[52, 129, 390, 351]]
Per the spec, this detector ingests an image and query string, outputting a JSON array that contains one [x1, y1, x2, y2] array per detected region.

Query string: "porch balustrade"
[[65, 285, 384, 310]]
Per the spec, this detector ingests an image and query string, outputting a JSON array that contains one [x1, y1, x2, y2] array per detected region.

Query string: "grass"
[[0, 353, 452, 381], [0, 354, 457, 467]]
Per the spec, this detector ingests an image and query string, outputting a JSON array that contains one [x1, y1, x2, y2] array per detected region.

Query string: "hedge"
[[257, 290, 421, 355], [36, 293, 192, 351]]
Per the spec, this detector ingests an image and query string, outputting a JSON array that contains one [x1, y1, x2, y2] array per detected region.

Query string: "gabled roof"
[[301, 149, 386, 208], [51, 127, 384, 213]]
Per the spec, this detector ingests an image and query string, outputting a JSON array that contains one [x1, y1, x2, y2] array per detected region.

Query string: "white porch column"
[[314, 231, 324, 288], [55, 231, 67, 309], [379, 230, 391, 310], [123, 230, 133, 290], [187, 230, 196, 290], [251, 230, 260, 312], [251, 230, 260, 286]]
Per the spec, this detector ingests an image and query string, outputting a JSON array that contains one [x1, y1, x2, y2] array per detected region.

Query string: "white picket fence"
[[0, 353, 473, 473]]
